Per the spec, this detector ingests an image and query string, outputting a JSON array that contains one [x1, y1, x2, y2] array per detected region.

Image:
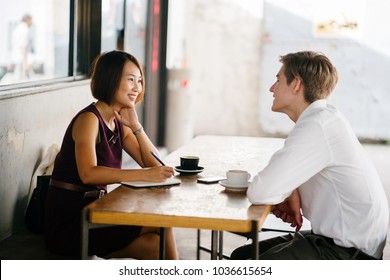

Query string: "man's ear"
[[292, 77, 303, 94]]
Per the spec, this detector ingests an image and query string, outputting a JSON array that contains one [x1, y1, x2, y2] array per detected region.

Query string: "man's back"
[[295, 101, 389, 258]]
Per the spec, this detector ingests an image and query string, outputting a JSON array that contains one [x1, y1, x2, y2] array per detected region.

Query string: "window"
[[0, 0, 168, 145], [0, 0, 71, 87], [0, 0, 151, 92], [101, 0, 148, 68], [0, 0, 107, 92]]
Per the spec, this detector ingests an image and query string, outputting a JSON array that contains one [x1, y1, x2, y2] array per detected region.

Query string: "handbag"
[[25, 175, 51, 234]]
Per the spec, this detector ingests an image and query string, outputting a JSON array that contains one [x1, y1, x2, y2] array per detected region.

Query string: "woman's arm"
[[73, 112, 172, 185], [115, 107, 162, 168]]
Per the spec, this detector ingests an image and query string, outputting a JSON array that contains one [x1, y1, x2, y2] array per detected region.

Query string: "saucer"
[[175, 166, 204, 175], [218, 179, 248, 192]]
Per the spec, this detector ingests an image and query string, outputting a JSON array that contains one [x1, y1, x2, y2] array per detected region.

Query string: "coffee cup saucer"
[[218, 179, 249, 192], [174, 166, 204, 175]]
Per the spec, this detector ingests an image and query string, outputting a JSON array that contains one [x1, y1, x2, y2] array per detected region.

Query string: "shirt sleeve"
[[247, 119, 331, 205]]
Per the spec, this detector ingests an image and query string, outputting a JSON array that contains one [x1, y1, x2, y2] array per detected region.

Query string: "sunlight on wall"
[[259, 0, 390, 140]]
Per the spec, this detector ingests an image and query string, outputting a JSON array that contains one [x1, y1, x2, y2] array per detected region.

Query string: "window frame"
[[0, 0, 169, 147], [0, 0, 100, 98]]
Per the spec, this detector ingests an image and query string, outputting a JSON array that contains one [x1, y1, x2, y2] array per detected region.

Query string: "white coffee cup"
[[226, 170, 251, 186]]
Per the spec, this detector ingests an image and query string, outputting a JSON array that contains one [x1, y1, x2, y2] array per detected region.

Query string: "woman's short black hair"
[[90, 50, 145, 104]]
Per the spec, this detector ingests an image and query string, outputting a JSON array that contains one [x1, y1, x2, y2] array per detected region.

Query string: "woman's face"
[[114, 60, 143, 107]]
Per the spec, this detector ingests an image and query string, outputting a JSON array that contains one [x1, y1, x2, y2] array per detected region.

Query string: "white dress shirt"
[[248, 99, 389, 258]]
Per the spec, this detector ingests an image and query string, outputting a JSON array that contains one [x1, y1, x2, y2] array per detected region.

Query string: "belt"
[[49, 178, 106, 199], [308, 231, 379, 260]]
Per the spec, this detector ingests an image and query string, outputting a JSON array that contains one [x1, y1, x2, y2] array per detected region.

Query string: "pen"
[[150, 151, 166, 166]]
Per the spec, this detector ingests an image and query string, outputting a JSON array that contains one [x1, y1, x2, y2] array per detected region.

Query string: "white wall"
[[259, 0, 390, 140], [167, 0, 390, 142], [166, 0, 265, 147], [0, 81, 94, 240]]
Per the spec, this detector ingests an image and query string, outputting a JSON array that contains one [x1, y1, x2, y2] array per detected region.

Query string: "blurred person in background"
[[8, 13, 35, 79]]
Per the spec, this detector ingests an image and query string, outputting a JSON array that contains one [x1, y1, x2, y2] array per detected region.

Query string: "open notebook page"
[[121, 177, 181, 188]]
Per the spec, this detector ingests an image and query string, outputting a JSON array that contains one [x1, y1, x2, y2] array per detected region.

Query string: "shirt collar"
[[297, 99, 328, 122]]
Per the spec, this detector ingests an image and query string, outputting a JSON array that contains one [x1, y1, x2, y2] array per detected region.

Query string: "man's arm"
[[271, 189, 303, 232]]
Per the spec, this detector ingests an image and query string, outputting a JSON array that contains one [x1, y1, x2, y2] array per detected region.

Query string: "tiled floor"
[[1, 143, 389, 260]]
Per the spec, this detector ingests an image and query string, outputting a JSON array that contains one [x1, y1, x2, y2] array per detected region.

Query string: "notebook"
[[121, 177, 181, 188]]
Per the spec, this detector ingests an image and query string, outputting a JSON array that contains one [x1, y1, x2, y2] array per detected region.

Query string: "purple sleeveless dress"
[[44, 103, 141, 258]]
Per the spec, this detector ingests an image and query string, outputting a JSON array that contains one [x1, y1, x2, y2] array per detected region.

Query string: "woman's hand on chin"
[[114, 107, 140, 130]]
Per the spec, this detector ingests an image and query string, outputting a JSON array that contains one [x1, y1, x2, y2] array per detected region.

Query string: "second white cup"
[[226, 170, 251, 186]]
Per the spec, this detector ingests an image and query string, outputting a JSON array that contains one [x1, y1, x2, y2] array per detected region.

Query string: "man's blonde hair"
[[280, 51, 338, 103]]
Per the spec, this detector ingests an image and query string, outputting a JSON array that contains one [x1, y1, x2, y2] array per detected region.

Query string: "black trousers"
[[45, 186, 142, 258], [230, 231, 379, 260]]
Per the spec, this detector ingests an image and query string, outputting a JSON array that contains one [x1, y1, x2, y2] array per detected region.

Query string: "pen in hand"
[[150, 151, 166, 166]]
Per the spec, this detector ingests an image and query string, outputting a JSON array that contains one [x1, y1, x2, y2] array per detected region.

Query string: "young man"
[[231, 51, 389, 260]]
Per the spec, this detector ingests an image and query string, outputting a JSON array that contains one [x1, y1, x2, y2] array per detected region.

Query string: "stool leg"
[[218, 231, 224, 259], [196, 229, 201, 260], [81, 208, 89, 259], [211, 230, 218, 260], [159, 227, 166, 260], [251, 220, 259, 260]]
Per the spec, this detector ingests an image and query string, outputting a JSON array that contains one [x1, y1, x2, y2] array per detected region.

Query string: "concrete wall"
[[258, 0, 390, 140], [166, 0, 265, 147], [187, 0, 265, 137], [0, 81, 94, 241], [166, 0, 390, 144]]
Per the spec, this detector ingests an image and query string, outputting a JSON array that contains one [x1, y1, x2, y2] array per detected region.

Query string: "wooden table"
[[81, 135, 285, 259]]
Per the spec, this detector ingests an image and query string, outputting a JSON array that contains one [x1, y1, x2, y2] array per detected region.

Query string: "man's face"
[[269, 66, 296, 114]]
